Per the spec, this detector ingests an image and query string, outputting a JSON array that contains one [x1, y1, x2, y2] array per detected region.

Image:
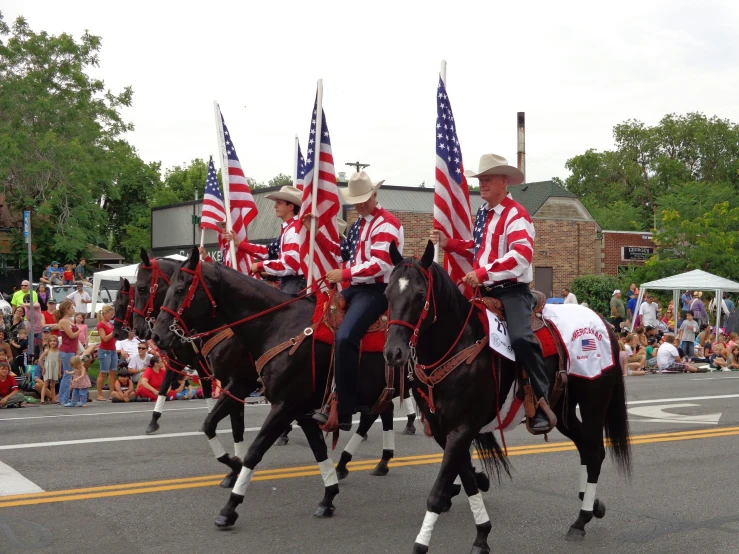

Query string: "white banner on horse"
[[486, 312, 515, 361]]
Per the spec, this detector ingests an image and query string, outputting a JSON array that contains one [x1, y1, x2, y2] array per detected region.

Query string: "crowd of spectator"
[[0, 271, 204, 409]]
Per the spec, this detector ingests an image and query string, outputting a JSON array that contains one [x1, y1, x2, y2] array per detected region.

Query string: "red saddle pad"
[[311, 292, 386, 353]]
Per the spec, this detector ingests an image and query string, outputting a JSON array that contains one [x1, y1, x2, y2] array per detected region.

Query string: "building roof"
[[88, 245, 125, 262]]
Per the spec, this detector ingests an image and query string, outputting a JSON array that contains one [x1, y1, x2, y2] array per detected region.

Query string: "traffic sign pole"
[[24, 210, 34, 360]]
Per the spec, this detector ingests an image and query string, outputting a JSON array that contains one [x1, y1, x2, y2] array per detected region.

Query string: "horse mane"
[[195, 259, 295, 306], [427, 260, 480, 330]]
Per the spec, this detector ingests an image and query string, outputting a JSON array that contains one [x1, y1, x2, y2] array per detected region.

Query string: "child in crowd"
[[64, 355, 91, 407], [111, 371, 136, 403], [173, 373, 196, 400], [74, 313, 88, 348], [10, 327, 29, 375], [677, 311, 699, 358], [0, 361, 25, 408], [63, 264, 75, 285], [645, 337, 659, 371], [95, 305, 118, 401], [38, 335, 60, 404], [728, 346, 739, 370]]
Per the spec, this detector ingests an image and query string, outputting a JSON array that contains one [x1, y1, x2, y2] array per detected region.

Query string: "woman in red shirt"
[[95, 305, 118, 401], [136, 356, 176, 401]]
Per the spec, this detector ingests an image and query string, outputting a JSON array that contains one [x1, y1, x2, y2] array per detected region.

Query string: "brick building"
[[600, 230, 656, 277]]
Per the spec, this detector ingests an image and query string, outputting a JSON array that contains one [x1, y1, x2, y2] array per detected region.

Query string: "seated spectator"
[[624, 334, 646, 366], [0, 361, 25, 408], [619, 339, 645, 376], [634, 326, 648, 347], [62, 264, 75, 285], [136, 356, 176, 401], [645, 337, 659, 371], [40, 263, 52, 285], [125, 341, 151, 385], [709, 343, 728, 370], [727, 346, 739, 371], [0, 330, 13, 361], [116, 330, 141, 362], [75, 258, 91, 285], [726, 333, 739, 351], [657, 334, 699, 373], [172, 373, 197, 400], [111, 370, 137, 403]]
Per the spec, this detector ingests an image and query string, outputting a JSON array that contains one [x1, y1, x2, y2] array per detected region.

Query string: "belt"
[[278, 275, 304, 282], [483, 279, 523, 293]]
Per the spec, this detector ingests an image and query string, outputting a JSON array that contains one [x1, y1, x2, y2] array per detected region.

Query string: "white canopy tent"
[[632, 269, 739, 333], [91, 255, 186, 315]]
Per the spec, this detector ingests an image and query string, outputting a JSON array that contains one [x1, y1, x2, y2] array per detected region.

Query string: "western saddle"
[[478, 289, 548, 332]]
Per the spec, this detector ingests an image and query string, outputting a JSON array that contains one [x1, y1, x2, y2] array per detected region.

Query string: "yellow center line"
[[1, 425, 737, 509]]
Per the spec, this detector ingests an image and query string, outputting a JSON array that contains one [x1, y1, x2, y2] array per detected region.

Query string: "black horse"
[[150, 248, 417, 527], [384, 241, 631, 553], [111, 253, 256, 487]]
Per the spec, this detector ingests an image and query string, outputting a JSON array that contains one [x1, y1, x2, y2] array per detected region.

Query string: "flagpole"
[[306, 79, 323, 291], [293, 134, 300, 186], [434, 60, 447, 264], [213, 102, 238, 267]]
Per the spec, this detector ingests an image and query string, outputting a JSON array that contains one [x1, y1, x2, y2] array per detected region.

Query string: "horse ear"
[[419, 240, 435, 269], [140, 248, 150, 266], [389, 241, 403, 266], [121, 278, 130, 290], [187, 246, 199, 270]]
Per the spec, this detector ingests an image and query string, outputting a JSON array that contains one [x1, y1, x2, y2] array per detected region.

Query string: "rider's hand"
[[462, 271, 481, 288], [325, 269, 343, 284], [249, 263, 261, 274], [198, 246, 206, 258], [301, 213, 316, 227], [429, 230, 448, 249]]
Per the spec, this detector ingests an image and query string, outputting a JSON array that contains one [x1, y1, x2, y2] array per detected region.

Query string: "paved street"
[[2, 373, 739, 553]]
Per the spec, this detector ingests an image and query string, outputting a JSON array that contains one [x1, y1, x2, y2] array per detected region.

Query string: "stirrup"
[[310, 411, 329, 424]]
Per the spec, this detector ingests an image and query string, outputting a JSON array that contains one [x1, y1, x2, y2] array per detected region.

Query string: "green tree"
[[569, 274, 619, 317], [0, 13, 134, 271], [268, 173, 292, 188], [154, 158, 209, 205]]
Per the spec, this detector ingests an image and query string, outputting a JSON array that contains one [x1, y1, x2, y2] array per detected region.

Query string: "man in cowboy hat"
[[430, 153, 554, 434], [314, 171, 404, 430], [224, 186, 306, 294]]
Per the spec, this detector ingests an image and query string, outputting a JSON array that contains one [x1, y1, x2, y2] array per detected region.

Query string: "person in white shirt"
[[116, 330, 140, 361], [562, 287, 578, 305], [638, 294, 659, 328], [124, 342, 151, 384], [656, 334, 698, 373], [66, 283, 91, 315]]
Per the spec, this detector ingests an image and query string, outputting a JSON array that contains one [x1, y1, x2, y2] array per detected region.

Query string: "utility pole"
[[345, 161, 370, 173]]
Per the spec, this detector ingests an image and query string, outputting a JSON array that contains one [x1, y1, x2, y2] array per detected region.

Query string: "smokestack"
[[517, 111, 526, 182]]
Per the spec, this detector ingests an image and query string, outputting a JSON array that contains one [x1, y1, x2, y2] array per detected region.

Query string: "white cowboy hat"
[[464, 153, 525, 185], [265, 185, 302, 206], [337, 217, 348, 238], [339, 171, 384, 205]]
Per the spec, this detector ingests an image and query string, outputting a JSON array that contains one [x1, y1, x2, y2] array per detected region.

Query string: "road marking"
[[0, 462, 44, 496], [0, 417, 411, 451], [690, 376, 739, 381], [1, 425, 737, 508], [625, 394, 739, 405], [628, 403, 722, 425]]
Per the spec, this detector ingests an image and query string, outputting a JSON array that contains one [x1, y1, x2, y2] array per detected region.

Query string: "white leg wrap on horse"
[[582, 482, 597, 512], [153, 395, 166, 413], [234, 441, 247, 460], [344, 433, 363, 456], [453, 476, 462, 486], [232, 467, 254, 496], [318, 459, 338, 487], [208, 436, 227, 459], [415, 511, 439, 547], [403, 396, 416, 416], [468, 493, 490, 525], [383, 430, 395, 451], [579, 465, 587, 493], [205, 397, 217, 413]]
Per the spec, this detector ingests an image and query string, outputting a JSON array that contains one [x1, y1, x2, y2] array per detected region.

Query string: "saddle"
[[479, 289, 548, 333], [312, 292, 388, 352]]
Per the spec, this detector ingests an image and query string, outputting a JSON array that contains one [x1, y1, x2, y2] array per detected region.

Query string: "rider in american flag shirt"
[[431, 153, 554, 434]]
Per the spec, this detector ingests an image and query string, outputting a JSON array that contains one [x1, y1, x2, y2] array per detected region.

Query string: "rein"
[[114, 288, 135, 332], [133, 258, 172, 329]]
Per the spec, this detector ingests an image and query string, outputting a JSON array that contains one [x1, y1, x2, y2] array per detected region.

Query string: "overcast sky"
[[4, 1, 739, 189]]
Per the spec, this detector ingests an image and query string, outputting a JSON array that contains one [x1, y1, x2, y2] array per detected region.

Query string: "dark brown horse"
[[384, 241, 631, 553]]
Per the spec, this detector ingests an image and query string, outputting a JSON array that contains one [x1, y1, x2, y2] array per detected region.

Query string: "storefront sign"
[[621, 246, 654, 261]]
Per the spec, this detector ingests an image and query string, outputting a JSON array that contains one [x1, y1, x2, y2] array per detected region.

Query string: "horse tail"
[[604, 334, 632, 478], [473, 432, 511, 484]]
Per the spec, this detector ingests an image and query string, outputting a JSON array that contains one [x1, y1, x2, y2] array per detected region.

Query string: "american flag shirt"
[[238, 216, 302, 277], [339, 204, 404, 285], [446, 194, 535, 285]]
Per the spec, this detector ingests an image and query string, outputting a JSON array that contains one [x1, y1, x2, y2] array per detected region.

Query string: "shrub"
[[570, 274, 619, 317]]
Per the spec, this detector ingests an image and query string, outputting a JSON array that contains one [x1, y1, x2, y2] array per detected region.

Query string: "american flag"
[[433, 76, 474, 291], [219, 109, 258, 275], [298, 95, 340, 287], [295, 140, 307, 190], [200, 157, 226, 232], [581, 338, 597, 352]]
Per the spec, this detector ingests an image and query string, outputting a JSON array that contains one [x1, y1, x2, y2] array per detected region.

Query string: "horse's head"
[[384, 240, 437, 367], [132, 249, 174, 339], [151, 247, 218, 351], [112, 278, 133, 340]]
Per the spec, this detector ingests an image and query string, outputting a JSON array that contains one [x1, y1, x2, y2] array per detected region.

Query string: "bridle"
[[133, 258, 172, 331], [113, 287, 135, 333], [387, 261, 479, 372], [160, 259, 218, 340]]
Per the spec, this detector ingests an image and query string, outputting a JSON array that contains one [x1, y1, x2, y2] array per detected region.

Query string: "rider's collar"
[[481, 193, 513, 215], [361, 204, 383, 224]]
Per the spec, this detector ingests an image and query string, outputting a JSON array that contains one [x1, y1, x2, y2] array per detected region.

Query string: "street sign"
[[23, 211, 30, 238], [191, 214, 201, 225]]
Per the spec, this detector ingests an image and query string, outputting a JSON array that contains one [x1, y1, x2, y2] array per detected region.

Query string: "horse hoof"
[[470, 546, 490, 554], [441, 499, 453, 513], [402, 425, 416, 435], [411, 543, 429, 554], [313, 504, 335, 518], [275, 436, 289, 447], [565, 526, 585, 541], [220, 472, 238, 489], [336, 467, 349, 481], [450, 483, 462, 498], [215, 512, 238, 529], [593, 499, 606, 519], [370, 464, 389, 477], [362, 434, 368, 442], [145, 422, 159, 435], [475, 471, 490, 493]]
